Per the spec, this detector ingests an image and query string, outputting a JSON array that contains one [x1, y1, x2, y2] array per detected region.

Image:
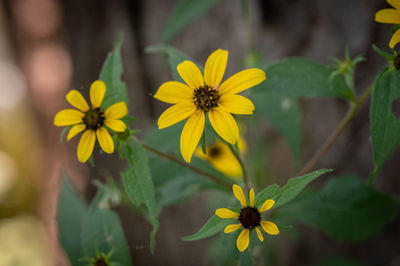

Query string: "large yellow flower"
[[154, 49, 266, 163], [375, 0, 400, 48], [195, 138, 246, 178], [216, 184, 279, 252], [54, 80, 128, 163]]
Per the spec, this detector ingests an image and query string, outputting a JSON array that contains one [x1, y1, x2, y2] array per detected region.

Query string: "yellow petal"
[[224, 224, 242, 233], [388, 0, 400, 10], [67, 124, 86, 140], [154, 81, 193, 104], [220, 94, 255, 115], [390, 28, 400, 48], [204, 142, 243, 178], [180, 110, 205, 162], [96, 127, 114, 154], [375, 9, 400, 24], [204, 49, 228, 88], [104, 119, 127, 132], [255, 227, 264, 242], [249, 189, 255, 207], [215, 208, 239, 219], [177, 60, 204, 89], [158, 102, 196, 129], [77, 130, 96, 163], [90, 80, 106, 108], [219, 68, 266, 95], [232, 184, 247, 207], [260, 221, 279, 235], [259, 199, 275, 213], [236, 228, 250, 252], [104, 102, 128, 120], [54, 109, 83, 126], [209, 107, 239, 144], [66, 90, 89, 111]]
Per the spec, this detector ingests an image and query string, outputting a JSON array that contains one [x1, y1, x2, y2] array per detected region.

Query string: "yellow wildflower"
[[154, 49, 266, 162], [195, 138, 247, 178], [216, 184, 279, 252], [54, 80, 127, 162], [375, 0, 400, 48]]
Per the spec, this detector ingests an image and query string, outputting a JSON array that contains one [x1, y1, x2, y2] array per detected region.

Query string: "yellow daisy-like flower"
[[195, 138, 247, 178], [154, 49, 266, 163], [375, 0, 400, 48], [54, 80, 128, 163], [216, 184, 279, 252]]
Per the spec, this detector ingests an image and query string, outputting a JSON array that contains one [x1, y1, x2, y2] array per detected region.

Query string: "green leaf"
[[57, 178, 87, 265], [119, 138, 159, 252], [99, 32, 128, 109], [146, 45, 201, 82], [255, 169, 332, 208], [370, 68, 400, 181], [182, 214, 232, 241], [81, 189, 132, 266], [162, 0, 223, 44], [276, 175, 400, 242], [252, 92, 301, 165], [255, 58, 354, 100]]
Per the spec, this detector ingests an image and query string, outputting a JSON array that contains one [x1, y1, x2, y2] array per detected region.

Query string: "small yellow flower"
[[216, 184, 279, 252], [54, 80, 128, 163], [154, 49, 266, 163], [375, 0, 400, 48], [195, 138, 246, 178]]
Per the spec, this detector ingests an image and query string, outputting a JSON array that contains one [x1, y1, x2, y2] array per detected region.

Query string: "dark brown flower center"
[[394, 55, 400, 70], [239, 207, 261, 229], [209, 145, 222, 158], [83, 108, 105, 130], [193, 85, 220, 112], [93, 258, 108, 266]]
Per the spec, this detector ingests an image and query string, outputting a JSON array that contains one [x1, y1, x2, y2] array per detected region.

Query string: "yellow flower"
[[375, 0, 400, 48], [195, 138, 247, 178], [216, 184, 279, 252], [154, 49, 266, 163], [54, 80, 128, 163]]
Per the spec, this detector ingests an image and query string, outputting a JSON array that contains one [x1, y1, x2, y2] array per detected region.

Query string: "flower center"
[[83, 108, 105, 130], [93, 258, 108, 266], [193, 85, 220, 112], [239, 207, 261, 229], [209, 145, 222, 158]]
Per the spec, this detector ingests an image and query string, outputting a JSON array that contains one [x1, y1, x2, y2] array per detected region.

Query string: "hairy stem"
[[297, 86, 372, 176], [142, 143, 232, 189], [229, 144, 250, 191]]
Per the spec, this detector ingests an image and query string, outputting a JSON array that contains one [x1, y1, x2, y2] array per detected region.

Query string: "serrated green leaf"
[[81, 190, 132, 266], [57, 178, 87, 266], [255, 169, 332, 208], [255, 58, 354, 100], [182, 214, 232, 241], [162, 0, 223, 44], [370, 68, 400, 181], [252, 92, 301, 165], [119, 138, 159, 252], [275, 175, 400, 242], [99, 33, 128, 109]]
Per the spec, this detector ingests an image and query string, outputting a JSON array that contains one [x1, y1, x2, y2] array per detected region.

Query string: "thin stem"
[[228, 144, 250, 191], [241, 0, 253, 54], [297, 86, 372, 176], [142, 143, 232, 189]]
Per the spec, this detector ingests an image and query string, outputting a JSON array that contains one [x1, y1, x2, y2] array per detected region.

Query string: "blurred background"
[[0, 0, 399, 265]]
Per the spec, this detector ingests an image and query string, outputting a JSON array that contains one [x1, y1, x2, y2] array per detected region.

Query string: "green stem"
[[241, 0, 253, 54], [229, 144, 250, 191], [141, 143, 232, 189], [297, 86, 372, 176]]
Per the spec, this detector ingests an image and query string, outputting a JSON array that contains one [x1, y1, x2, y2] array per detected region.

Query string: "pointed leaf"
[[182, 214, 233, 241]]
